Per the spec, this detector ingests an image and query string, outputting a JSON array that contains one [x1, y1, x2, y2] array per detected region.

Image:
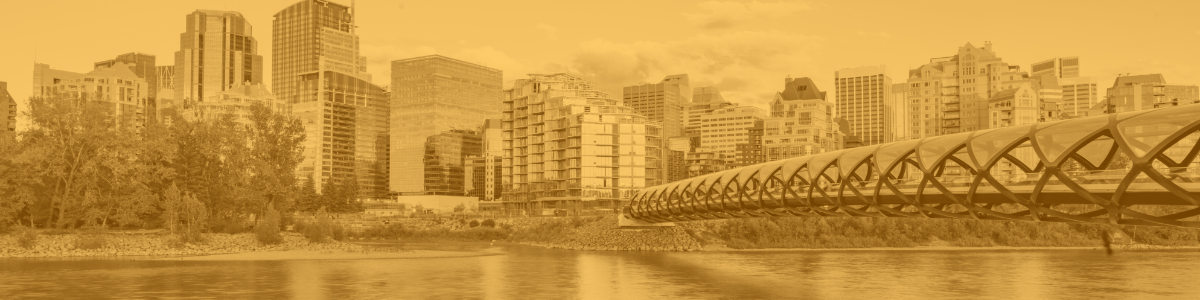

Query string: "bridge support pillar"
[[1106, 226, 1133, 245], [618, 214, 675, 228]]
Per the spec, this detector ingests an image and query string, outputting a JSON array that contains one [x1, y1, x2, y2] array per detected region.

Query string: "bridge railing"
[[627, 104, 1200, 228]]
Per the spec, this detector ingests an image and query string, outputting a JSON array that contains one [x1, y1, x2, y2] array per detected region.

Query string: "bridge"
[[625, 104, 1200, 228]]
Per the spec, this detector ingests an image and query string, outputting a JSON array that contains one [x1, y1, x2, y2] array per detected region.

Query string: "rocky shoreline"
[[0, 231, 362, 259]]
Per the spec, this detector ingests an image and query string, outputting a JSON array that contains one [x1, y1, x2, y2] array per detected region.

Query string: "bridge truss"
[[626, 105, 1200, 228]]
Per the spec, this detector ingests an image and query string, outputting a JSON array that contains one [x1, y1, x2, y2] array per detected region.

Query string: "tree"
[[14, 93, 175, 228], [245, 103, 306, 221], [163, 106, 252, 225], [322, 175, 363, 213], [295, 175, 321, 213]]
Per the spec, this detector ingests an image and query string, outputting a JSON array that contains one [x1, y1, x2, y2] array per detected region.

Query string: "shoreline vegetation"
[[3, 215, 1199, 260]]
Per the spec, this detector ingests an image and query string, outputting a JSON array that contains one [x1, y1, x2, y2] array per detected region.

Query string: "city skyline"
[[4, 0, 1200, 132]]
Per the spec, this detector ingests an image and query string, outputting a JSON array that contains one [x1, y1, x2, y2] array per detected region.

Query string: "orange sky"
[[3, 0, 1199, 130]]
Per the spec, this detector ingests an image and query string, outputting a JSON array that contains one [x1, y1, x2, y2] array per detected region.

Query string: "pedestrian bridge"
[[625, 105, 1200, 228]]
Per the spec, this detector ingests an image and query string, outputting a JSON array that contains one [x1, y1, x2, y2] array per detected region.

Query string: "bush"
[[301, 207, 337, 243], [331, 224, 346, 242], [74, 234, 107, 250], [469, 220, 480, 228], [481, 219, 496, 228], [16, 228, 38, 249], [255, 204, 283, 245], [210, 216, 249, 234]]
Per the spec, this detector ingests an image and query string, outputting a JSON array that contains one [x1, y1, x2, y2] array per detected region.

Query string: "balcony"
[[942, 105, 960, 112], [942, 113, 960, 119], [942, 120, 960, 128]]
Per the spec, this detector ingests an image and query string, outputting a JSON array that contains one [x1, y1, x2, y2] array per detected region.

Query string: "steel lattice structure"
[[626, 104, 1200, 228]]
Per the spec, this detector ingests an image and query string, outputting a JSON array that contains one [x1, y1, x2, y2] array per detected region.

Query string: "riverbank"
[[0, 231, 362, 258], [160, 248, 502, 261]]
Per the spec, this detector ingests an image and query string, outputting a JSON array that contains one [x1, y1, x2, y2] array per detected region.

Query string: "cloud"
[[684, 1, 813, 30], [554, 30, 825, 109], [857, 31, 891, 39], [535, 23, 559, 39]]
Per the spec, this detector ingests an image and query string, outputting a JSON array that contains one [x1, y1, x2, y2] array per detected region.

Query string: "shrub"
[[16, 228, 38, 249], [469, 220, 480, 228], [210, 216, 249, 234], [74, 234, 107, 250], [481, 219, 496, 228], [331, 224, 346, 242], [255, 204, 284, 245], [301, 207, 336, 243]]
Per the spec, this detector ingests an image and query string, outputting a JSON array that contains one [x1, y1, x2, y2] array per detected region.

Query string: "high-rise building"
[[1058, 77, 1099, 118], [1089, 74, 1200, 115], [685, 86, 733, 137], [730, 120, 765, 169], [623, 75, 691, 138], [835, 65, 891, 146], [907, 42, 1018, 138], [174, 10, 263, 104], [697, 105, 768, 162], [466, 119, 505, 205], [35, 63, 148, 124], [390, 55, 504, 195], [889, 83, 910, 142], [274, 0, 389, 198], [502, 73, 663, 214], [764, 77, 838, 161], [1, 81, 15, 133], [1031, 57, 1080, 79], [273, 0, 369, 104]]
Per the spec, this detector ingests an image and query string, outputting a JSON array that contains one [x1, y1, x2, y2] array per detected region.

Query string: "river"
[[2, 243, 1199, 299]]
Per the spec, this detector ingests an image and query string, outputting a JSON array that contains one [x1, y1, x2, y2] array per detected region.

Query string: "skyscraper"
[[835, 65, 892, 146], [1, 81, 14, 133], [1058, 77, 1099, 118], [502, 73, 663, 214], [274, 0, 389, 198], [1030, 57, 1080, 79], [390, 55, 503, 195], [273, 0, 368, 105], [622, 75, 691, 139], [174, 10, 263, 104]]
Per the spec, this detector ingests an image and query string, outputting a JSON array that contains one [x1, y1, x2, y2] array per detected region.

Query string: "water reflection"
[[2, 246, 1199, 299]]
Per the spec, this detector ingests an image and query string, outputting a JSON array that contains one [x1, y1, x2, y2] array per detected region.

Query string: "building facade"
[[1, 81, 14, 133], [390, 55, 503, 195], [685, 87, 734, 137], [697, 105, 768, 162], [175, 10, 263, 104], [502, 73, 663, 214], [889, 83, 910, 142], [764, 77, 839, 161], [907, 42, 1020, 138], [623, 75, 691, 139], [835, 65, 892, 146], [180, 83, 287, 125], [1091, 74, 1200, 114], [35, 63, 149, 124], [275, 0, 388, 198], [1030, 57, 1080, 79], [1058, 76, 1099, 118], [466, 119, 505, 203]]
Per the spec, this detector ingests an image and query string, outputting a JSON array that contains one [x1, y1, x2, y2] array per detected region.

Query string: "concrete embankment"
[[0, 232, 361, 258]]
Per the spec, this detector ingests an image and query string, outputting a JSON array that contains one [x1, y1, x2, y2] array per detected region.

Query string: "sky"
[[3, 0, 1200, 130]]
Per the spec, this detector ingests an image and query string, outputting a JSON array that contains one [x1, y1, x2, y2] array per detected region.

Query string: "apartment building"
[[835, 65, 892, 146], [764, 77, 838, 161], [502, 73, 663, 214], [697, 105, 768, 162], [906, 42, 1019, 138], [1, 82, 14, 133], [1089, 74, 1199, 115]]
